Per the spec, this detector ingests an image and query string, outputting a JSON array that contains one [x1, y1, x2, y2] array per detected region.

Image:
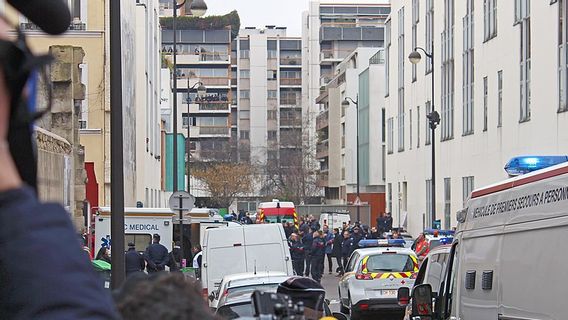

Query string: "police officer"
[[341, 231, 353, 274], [144, 234, 169, 273], [350, 226, 364, 252], [288, 233, 305, 276], [125, 242, 145, 278], [310, 231, 325, 283], [302, 228, 314, 277], [323, 225, 334, 274]]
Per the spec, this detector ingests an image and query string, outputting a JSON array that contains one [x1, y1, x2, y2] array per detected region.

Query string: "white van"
[[400, 162, 568, 320], [319, 212, 351, 230], [201, 223, 293, 303]]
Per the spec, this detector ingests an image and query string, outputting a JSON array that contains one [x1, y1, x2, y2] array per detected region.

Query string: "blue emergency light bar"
[[424, 229, 455, 236], [358, 239, 406, 248], [439, 237, 453, 245], [504, 156, 568, 177]]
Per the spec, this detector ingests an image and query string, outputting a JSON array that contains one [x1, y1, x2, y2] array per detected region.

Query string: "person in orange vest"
[[414, 233, 430, 261]]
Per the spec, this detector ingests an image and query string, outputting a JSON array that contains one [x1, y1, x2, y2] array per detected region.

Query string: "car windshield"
[[366, 253, 415, 272], [227, 284, 279, 299], [217, 302, 253, 320], [429, 240, 441, 250]]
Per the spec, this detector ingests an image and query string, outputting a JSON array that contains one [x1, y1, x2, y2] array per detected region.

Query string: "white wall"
[[385, 0, 568, 236], [367, 59, 386, 187], [135, 0, 165, 208], [248, 33, 268, 165]]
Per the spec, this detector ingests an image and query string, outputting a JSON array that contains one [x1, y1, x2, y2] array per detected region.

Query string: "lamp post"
[[408, 44, 440, 228], [171, 0, 207, 263], [185, 81, 206, 194], [342, 95, 360, 223]]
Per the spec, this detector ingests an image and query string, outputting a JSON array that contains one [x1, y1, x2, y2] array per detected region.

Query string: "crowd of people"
[[93, 234, 203, 278], [284, 214, 401, 283]]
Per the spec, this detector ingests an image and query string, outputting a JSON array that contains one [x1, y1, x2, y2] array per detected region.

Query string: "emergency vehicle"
[[338, 239, 418, 319], [398, 159, 568, 319], [256, 200, 298, 227]]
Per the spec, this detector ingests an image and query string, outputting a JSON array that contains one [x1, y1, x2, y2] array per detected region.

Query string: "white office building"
[[385, 0, 568, 236]]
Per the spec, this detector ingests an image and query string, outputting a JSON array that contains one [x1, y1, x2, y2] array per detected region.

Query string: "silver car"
[[338, 242, 419, 319]]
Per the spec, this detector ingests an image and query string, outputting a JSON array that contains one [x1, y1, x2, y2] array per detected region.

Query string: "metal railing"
[[280, 118, 302, 127], [280, 57, 302, 65], [199, 126, 229, 135], [198, 102, 230, 111], [20, 21, 86, 31], [280, 78, 302, 86]]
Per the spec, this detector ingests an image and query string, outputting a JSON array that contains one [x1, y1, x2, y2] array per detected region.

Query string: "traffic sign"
[[169, 191, 195, 212], [354, 196, 362, 206]]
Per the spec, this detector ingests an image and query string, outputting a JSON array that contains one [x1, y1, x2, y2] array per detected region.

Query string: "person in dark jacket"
[[310, 231, 325, 283], [341, 231, 353, 274], [288, 233, 305, 276], [350, 226, 364, 253], [331, 228, 344, 275], [125, 243, 145, 278], [144, 234, 169, 273], [302, 229, 314, 277], [323, 225, 335, 274]]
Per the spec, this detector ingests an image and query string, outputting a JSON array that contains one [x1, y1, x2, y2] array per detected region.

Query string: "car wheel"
[[349, 295, 361, 320]]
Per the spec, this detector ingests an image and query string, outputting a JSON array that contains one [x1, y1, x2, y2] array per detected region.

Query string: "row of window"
[[386, 176, 474, 230]]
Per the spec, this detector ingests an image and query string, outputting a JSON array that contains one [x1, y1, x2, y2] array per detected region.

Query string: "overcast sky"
[[202, 0, 310, 37]]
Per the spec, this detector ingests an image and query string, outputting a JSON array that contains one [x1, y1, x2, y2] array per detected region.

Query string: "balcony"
[[189, 126, 230, 138], [280, 118, 302, 127], [317, 172, 329, 187], [280, 56, 302, 66], [280, 78, 302, 86], [280, 93, 301, 106], [316, 141, 328, 159], [187, 101, 230, 114], [316, 110, 329, 131]]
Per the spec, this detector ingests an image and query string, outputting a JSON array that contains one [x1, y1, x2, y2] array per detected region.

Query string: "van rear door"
[[242, 225, 292, 275], [204, 227, 247, 296]]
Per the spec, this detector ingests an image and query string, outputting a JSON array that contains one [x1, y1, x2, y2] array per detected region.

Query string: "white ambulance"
[[95, 208, 175, 252], [399, 161, 568, 319]]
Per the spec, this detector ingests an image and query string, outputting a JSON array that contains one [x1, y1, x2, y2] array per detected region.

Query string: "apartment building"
[[302, 0, 390, 160], [316, 48, 386, 222], [385, 0, 568, 236]]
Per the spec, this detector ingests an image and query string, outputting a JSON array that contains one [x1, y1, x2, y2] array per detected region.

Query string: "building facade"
[[385, 0, 568, 236], [302, 0, 390, 169], [316, 48, 386, 222]]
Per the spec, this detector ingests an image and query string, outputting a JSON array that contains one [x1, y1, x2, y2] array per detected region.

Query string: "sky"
[[202, 0, 310, 37]]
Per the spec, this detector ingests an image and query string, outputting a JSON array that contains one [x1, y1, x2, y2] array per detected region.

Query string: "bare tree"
[[192, 162, 254, 208]]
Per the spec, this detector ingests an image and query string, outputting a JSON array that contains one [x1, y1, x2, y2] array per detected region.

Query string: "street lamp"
[[171, 0, 207, 264], [408, 45, 440, 228], [342, 95, 360, 223], [186, 81, 206, 194]]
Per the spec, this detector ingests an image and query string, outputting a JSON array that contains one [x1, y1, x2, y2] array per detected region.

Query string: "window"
[[514, 0, 530, 24], [441, 0, 455, 140], [382, 108, 386, 143], [268, 90, 277, 99], [240, 130, 250, 140], [484, 0, 497, 41], [267, 70, 277, 80], [387, 183, 393, 213], [462, 176, 474, 205], [417, 106, 421, 148], [426, 179, 432, 224], [398, 7, 405, 152], [558, 0, 568, 112], [387, 117, 394, 154], [239, 110, 250, 120], [366, 254, 416, 272], [426, 0, 434, 73], [483, 76, 488, 131], [268, 130, 277, 141], [412, 0, 419, 82], [240, 90, 250, 99], [463, 0, 474, 135], [267, 50, 278, 59], [497, 70, 503, 126], [409, 109, 413, 150], [519, 0, 531, 122], [240, 49, 250, 59], [385, 20, 391, 96], [444, 178, 451, 229], [240, 69, 250, 78], [267, 110, 277, 120], [425, 101, 432, 145]]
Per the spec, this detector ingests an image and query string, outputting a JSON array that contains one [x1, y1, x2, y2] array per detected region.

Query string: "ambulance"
[[95, 208, 175, 252], [398, 160, 568, 319], [256, 200, 298, 227]]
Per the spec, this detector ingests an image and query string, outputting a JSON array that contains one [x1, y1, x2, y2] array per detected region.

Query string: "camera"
[[251, 290, 306, 320]]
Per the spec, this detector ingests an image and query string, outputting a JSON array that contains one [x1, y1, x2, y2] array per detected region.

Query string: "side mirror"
[[208, 293, 215, 302], [411, 284, 434, 317], [332, 312, 349, 320], [397, 287, 410, 307]]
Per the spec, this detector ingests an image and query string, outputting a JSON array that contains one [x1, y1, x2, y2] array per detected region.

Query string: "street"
[[320, 260, 341, 313]]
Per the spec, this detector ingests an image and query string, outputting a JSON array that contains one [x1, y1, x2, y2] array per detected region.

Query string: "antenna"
[[254, 260, 257, 275]]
